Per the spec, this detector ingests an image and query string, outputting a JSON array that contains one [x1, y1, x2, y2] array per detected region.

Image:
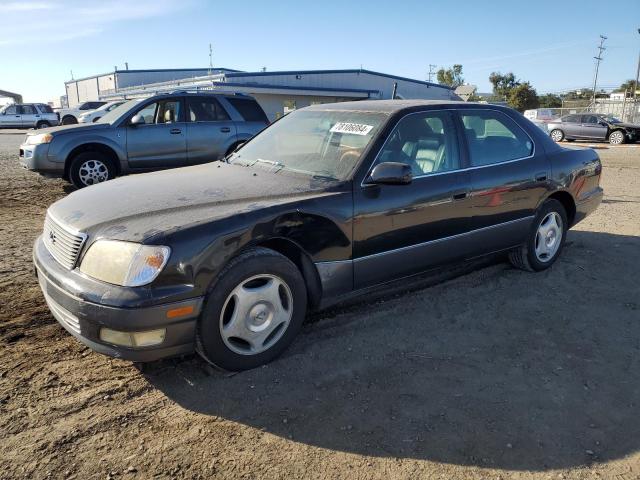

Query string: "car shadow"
[[145, 229, 640, 471]]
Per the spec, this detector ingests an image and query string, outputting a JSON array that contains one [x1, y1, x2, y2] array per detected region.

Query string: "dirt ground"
[[0, 130, 639, 480]]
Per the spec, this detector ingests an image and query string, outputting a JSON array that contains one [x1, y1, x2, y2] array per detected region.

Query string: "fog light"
[[99, 328, 166, 347]]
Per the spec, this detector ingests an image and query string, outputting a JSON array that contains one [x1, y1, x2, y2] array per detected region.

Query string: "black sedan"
[[34, 100, 603, 371], [547, 113, 639, 145]]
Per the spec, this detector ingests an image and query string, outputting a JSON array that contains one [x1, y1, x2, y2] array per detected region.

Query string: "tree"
[[489, 71, 519, 99], [437, 64, 464, 88], [615, 79, 637, 93], [538, 93, 562, 108], [507, 82, 539, 111]]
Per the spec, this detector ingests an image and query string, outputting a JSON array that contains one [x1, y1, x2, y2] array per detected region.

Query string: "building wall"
[[115, 70, 212, 89], [226, 71, 455, 100], [251, 93, 354, 121]]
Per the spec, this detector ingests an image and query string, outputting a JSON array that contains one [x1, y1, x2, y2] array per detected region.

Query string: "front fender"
[[48, 132, 127, 165]]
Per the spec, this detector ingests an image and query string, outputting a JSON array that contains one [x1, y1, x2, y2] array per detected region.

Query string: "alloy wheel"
[[550, 130, 563, 142], [609, 131, 624, 145], [78, 159, 109, 186]]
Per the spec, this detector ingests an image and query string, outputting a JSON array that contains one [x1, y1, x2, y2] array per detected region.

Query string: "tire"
[[68, 151, 116, 188], [608, 130, 625, 145], [92, 117, 101, 123], [509, 199, 568, 272], [61, 115, 77, 125], [196, 247, 307, 371], [36, 121, 50, 129], [549, 129, 564, 142]]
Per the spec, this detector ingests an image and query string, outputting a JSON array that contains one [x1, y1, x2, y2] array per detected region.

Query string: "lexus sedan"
[[34, 100, 603, 371], [548, 113, 639, 145]]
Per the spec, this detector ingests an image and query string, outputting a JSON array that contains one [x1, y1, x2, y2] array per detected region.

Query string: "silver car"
[[0, 103, 59, 129], [19, 92, 269, 188]]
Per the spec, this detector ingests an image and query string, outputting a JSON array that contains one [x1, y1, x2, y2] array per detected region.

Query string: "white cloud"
[[0, 0, 197, 47]]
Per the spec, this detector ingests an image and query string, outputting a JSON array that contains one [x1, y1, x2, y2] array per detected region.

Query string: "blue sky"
[[1, 0, 638, 102]]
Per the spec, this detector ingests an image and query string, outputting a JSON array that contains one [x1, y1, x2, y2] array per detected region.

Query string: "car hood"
[[47, 162, 344, 242], [28, 122, 111, 137]]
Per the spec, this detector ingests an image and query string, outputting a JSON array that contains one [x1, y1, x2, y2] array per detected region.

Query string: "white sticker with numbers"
[[329, 122, 374, 136]]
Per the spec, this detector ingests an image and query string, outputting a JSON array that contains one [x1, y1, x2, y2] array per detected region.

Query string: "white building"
[[64, 68, 458, 121]]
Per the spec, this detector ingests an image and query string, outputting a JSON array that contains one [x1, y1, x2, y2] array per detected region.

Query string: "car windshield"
[[603, 115, 621, 124], [228, 109, 388, 180], [98, 99, 145, 124]]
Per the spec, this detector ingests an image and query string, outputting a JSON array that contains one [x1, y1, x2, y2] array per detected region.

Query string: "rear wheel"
[[68, 151, 116, 188], [196, 247, 307, 371], [550, 129, 564, 142], [509, 199, 568, 272], [608, 130, 625, 145], [36, 121, 50, 129]]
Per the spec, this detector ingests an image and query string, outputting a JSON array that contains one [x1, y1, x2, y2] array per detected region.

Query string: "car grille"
[[43, 214, 87, 269]]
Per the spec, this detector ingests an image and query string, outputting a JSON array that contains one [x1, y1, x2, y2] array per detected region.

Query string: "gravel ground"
[[0, 130, 639, 480]]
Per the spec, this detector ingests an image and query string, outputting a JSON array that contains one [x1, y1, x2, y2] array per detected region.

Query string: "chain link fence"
[[543, 100, 640, 123]]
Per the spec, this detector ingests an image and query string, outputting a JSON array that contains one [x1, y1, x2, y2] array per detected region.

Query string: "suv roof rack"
[[166, 89, 251, 97]]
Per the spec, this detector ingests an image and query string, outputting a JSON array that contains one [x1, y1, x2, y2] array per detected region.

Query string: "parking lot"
[[0, 129, 639, 479]]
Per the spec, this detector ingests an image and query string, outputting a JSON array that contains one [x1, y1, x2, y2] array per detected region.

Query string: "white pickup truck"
[[56, 101, 107, 125]]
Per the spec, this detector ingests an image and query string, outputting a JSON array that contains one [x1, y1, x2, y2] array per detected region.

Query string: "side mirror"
[[130, 114, 145, 126], [365, 162, 412, 185]]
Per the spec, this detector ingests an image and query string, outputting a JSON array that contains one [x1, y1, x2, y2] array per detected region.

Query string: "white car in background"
[[78, 101, 127, 123], [56, 101, 107, 125]]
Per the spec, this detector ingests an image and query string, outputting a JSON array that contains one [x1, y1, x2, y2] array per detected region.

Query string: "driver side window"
[[376, 111, 460, 177]]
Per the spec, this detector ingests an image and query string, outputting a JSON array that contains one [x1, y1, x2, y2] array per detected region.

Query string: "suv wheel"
[[196, 247, 307, 371], [509, 199, 568, 272], [36, 121, 50, 129], [69, 151, 116, 188], [61, 115, 77, 125], [550, 129, 564, 142], [609, 130, 625, 145]]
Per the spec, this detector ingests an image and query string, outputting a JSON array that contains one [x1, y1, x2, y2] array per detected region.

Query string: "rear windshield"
[[226, 97, 268, 123]]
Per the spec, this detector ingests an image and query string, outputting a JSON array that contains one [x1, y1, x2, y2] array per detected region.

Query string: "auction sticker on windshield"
[[330, 122, 374, 136]]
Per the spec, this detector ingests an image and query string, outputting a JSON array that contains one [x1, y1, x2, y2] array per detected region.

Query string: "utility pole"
[[632, 28, 640, 121], [427, 64, 437, 82], [208, 43, 213, 75], [591, 35, 607, 108]]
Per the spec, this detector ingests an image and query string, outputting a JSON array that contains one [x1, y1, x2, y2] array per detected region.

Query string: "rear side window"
[[460, 110, 533, 167], [562, 115, 580, 123], [20, 105, 36, 115], [37, 104, 54, 113], [188, 97, 230, 122], [226, 97, 268, 123]]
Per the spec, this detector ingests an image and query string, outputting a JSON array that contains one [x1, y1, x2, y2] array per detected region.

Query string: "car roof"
[[305, 99, 489, 114]]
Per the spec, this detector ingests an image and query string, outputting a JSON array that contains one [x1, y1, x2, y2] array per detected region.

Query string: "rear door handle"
[[452, 191, 468, 200], [220, 127, 231, 133], [535, 172, 547, 181], [170, 128, 182, 134]]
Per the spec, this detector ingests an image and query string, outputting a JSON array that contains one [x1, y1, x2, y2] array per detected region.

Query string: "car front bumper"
[[34, 235, 204, 362], [19, 143, 64, 176]]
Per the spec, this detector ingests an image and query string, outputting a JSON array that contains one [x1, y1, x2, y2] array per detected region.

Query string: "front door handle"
[[170, 128, 182, 134], [452, 191, 468, 200], [220, 127, 231, 133], [535, 172, 547, 182]]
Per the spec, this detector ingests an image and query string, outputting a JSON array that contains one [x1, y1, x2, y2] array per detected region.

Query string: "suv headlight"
[[79, 240, 170, 287], [26, 133, 53, 145]]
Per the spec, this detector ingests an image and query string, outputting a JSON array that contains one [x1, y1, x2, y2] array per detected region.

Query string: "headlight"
[[79, 240, 170, 287], [26, 133, 53, 145]]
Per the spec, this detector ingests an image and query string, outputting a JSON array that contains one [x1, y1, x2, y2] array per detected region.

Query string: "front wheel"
[[196, 247, 307, 371], [509, 199, 568, 272], [61, 115, 77, 125], [609, 130, 625, 145], [68, 151, 116, 188], [550, 129, 564, 142]]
